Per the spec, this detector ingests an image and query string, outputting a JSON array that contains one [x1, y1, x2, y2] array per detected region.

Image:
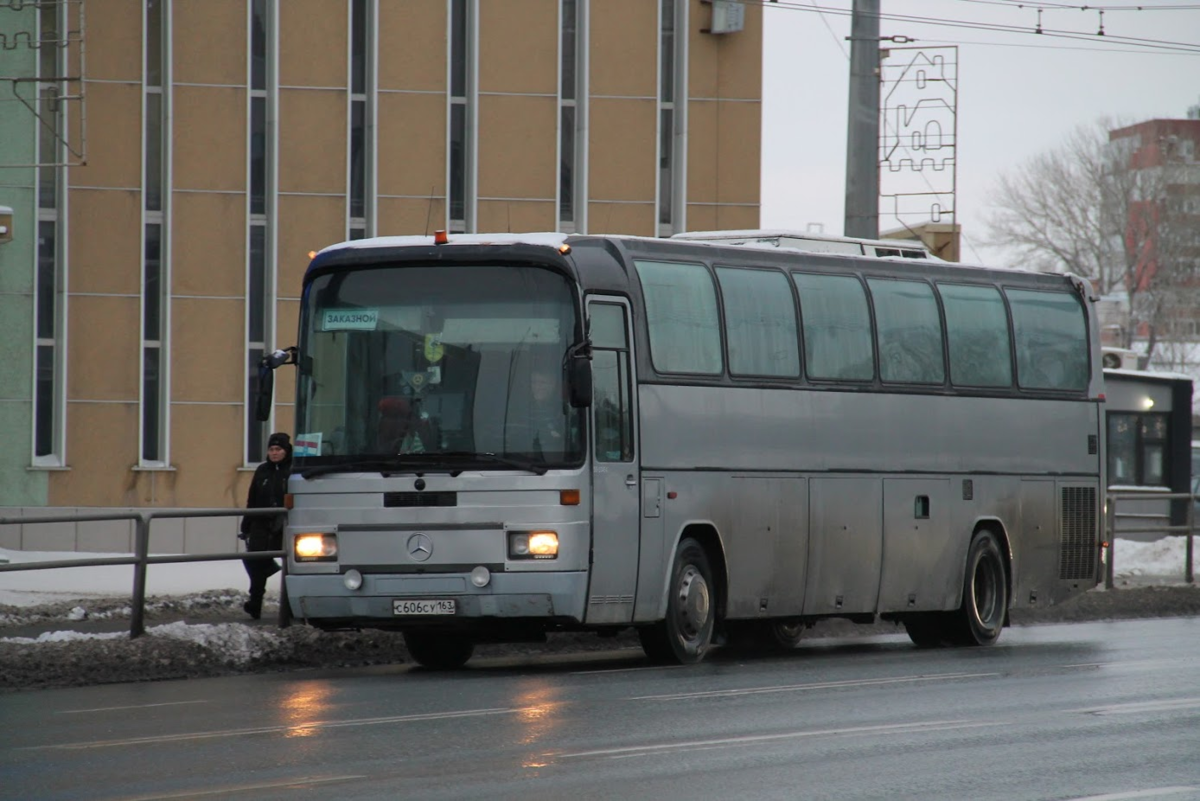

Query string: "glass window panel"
[[144, 92, 162, 212], [793, 272, 873, 381], [593, 350, 633, 462], [143, 223, 162, 337], [251, 0, 267, 90], [1141, 415, 1167, 441], [560, 106, 574, 223], [659, 108, 672, 226], [249, 225, 266, 342], [351, 0, 367, 95], [146, 0, 162, 87], [589, 303, 627, 350], [38, 93, 58, 208], [716, 267, 800, 377], [1107, 414, 1136, 485], [868, 278, 944, 384], [635, 260, 722, 375], [561, 0, 576, 100], [36, 221, 55, 340], [250, 97, 266, 215], [1007, 288, 1088, 391], [142, 346, 161, 461], [35, 345, 55, 457], [939, 283, 1012, 388], [350, 100, 366, 219], [450, 0, 467, 98], [660, 0, 674, 102], [1143, 444, 1165, 486], [450, 103, 466, 222]]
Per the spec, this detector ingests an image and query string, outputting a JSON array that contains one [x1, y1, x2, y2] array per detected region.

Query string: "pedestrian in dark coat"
[[240, 432, 291, 619]]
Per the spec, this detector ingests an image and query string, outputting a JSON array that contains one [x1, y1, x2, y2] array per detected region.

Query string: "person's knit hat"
[[267, 432, 292, 454]]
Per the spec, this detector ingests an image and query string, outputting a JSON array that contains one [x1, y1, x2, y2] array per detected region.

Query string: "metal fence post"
[[130, 513, 150, 638], [1187, 494, 1195, 585]]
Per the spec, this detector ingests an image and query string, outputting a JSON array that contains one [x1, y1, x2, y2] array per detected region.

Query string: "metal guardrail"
[[0, 508, 289, 638], [1105, 492, 1196, 590]]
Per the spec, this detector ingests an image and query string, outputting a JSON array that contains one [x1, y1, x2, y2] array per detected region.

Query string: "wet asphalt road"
[[2, 617, 1199, 801]]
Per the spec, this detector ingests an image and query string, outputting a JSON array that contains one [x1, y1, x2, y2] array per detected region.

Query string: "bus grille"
[[1059, 486, 1096, 580], [384, 491, 457, 508]]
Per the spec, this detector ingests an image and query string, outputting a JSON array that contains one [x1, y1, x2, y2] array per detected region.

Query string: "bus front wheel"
[[638, 538, 716, 664], [404, 631, 475, 670], [949, 529, 1008, 646]]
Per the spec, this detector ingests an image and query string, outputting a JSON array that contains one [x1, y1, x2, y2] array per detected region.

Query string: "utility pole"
[[844, 0, 880, 238]]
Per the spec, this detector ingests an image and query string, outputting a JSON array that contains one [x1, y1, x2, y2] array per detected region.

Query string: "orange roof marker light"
[[434, 229, 449, 245], [559, 243, 571, 255], [308, 250, 317, 260]]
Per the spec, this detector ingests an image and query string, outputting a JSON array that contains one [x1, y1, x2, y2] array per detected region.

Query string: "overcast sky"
[[759, 0, 1200, 266]]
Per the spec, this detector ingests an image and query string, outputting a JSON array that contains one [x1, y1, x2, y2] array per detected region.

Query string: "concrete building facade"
[[0, 0, 762, 552]]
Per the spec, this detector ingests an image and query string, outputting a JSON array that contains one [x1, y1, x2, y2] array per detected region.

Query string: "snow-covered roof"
[[317, 232, 569, 257]]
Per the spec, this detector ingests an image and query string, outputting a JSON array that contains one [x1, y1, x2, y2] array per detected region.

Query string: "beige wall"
[[38, 0, 763, 520]]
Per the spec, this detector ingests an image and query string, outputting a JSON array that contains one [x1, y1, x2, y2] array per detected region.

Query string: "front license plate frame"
[[393, 599, 457, 615]]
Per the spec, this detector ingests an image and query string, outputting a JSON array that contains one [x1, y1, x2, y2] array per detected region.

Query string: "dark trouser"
[[241, 530, 281, 616]]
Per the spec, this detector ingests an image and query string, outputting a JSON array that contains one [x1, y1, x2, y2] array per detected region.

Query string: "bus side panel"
[[877, 478, 953, 613], [805, 478, 883, 616], [1013, 479, 1058, 609], [725, 476, 808, 620]]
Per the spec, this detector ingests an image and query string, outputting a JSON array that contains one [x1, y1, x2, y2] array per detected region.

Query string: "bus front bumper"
[[285, 570, 589, 627]]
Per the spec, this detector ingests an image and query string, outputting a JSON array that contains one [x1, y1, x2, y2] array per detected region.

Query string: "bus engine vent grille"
[[1059, 486, 1096, 581], [384, 491, 458, 508]]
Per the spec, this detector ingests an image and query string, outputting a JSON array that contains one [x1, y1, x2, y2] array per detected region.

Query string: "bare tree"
[[985, 118, 1200, 361]]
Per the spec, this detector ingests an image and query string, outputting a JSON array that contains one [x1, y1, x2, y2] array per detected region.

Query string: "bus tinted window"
[[634, 260, 722, 375], [715, 266, 800, 378], [1006, 289, 1088, 392], [938, 283, 1013, 388], [792, 272, 873, 381], [867, 278, 945, 385]]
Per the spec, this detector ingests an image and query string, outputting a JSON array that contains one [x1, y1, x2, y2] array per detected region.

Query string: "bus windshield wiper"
[[436, 451, 549, 476], [299, 457, 437, 480]]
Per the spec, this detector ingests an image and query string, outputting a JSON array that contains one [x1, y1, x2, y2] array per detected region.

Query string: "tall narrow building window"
[[448, 0, 474, 232], [658, 0, 675, 235], [558, 0, 586, 232], [246, 0, 273, 463], [348, 0, 372, 241], [141, 0, 169, 465], [34, 0, 64, 463]]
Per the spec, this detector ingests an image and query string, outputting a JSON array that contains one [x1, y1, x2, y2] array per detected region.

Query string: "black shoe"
[[243, 601, 262, 620]]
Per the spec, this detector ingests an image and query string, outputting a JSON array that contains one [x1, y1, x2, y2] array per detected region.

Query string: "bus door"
[[584, 298, 640, 625]]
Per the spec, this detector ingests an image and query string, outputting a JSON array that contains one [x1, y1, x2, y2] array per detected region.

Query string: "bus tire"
[[903, 612, 947, 648], [725, 619, 804, 652], [403, 631, 475, 670], [638, 538, 716, 664], [949, 529, 1008, 646]]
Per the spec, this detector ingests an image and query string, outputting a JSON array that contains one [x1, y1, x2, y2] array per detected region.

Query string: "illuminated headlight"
[[508, 530, 558, 560], [295, 533, 338, 561]]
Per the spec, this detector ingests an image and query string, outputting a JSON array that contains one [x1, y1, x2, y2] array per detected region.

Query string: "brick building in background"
[[0, 0, 762, 552]]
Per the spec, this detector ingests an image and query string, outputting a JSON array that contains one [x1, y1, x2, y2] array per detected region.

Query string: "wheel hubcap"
[[676, 566, 710, 640]]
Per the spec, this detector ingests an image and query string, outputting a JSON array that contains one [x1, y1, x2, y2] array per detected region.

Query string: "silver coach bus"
[[258, 230, 1103, 669]]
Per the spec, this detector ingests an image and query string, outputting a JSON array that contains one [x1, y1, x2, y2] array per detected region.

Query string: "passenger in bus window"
[[528, 368, 566, 449], [239, 432, 291, 619]]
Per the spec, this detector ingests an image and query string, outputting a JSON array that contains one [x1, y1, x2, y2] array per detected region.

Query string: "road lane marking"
[[119, 774, 367, 800], [1064, 788, 1200, 801], [558, 719, 1007, 759], [630, 671, 1000, 701], [57, 700, 208, 715], [1071, 697, 1200, 716], [25, 708, 515, 751]]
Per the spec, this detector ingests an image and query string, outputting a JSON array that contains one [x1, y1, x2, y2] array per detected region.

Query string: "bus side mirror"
[[255, 362, 275, 422], [566, 346, 592, 409]]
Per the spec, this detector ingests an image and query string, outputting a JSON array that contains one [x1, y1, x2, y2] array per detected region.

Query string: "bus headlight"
[[508, 530, 558, 560], [295, 533, 338, 561]]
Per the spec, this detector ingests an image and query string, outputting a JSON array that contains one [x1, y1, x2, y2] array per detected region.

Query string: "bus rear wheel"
[[403, 631, 475, 670], [638, 538, 716, 664], [948, 529, 1008, 646]]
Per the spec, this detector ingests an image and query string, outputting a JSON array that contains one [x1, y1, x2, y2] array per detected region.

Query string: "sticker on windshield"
[[322, 309, 379, 331], [294, 433, 322, 456]]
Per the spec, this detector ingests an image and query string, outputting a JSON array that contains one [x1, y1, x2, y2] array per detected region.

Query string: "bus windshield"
[[294, 263, 584, 471]]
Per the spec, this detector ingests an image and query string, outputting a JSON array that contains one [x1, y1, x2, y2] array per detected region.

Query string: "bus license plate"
[[393, 599, 456, 615]]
